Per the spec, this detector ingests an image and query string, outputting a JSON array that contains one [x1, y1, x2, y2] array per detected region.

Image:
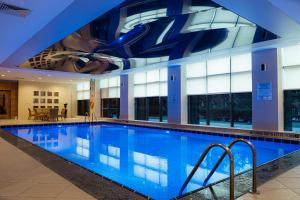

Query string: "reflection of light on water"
[[133, 152, 168, 187], [99, 145, 120, 169], [76, 137, 90, 158], [166, 131, 170, 134], [57, 125, 62, 128]]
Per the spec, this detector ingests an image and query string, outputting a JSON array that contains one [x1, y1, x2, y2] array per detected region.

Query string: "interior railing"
[[178, 139, 258, 200]]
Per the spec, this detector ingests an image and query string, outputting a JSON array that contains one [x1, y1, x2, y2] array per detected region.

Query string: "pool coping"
[[1, 121, 300, 200]]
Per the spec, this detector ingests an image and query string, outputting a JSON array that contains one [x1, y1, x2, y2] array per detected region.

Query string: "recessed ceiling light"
[[1, 74, 5, 77], [6, 70, 10, 73]]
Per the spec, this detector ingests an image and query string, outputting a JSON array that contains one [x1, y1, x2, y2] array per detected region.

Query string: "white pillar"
[[252, 48, 283, 131], [120, 74, 134, 120], [168, 65, 187, 124]]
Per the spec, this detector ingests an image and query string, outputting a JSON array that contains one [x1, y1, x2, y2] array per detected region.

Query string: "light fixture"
[[1, 74, 5, 77], [38, 77, 42, 80], [6, 70, 10, 73]]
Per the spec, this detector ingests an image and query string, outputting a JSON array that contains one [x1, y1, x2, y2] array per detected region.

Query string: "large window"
[[186, 53, 252, 128], [77, 82, 90, 116], [99, 76, 120, 118], [188, 93, 252, 128], [135, 97, 167, 122], [282, 45, 300, 131], [134, 68, 168, 122], [102, 98, 120, 119]]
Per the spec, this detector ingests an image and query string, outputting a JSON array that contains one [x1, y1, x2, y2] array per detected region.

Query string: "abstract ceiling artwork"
[[20, 0, 277, 74]]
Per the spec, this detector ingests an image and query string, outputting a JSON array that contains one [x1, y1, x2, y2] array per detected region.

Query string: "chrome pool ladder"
[[84, 112, 98, 123], [178, 138, 257, 200]]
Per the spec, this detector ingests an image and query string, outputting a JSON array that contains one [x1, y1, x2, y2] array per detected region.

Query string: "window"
[[77, 82, 90, 116], [99, 76, 120, 118], [102, 98, 120, 119], [186, 53, 252, 128], [187, 93, 252, 128], [188, 95, 207, 125], [77, 100, 89, 116], [135, 97, 167, 122], [134, 68, 168, 122], [209, 94, 231, 127], [284, 90, 300, 132], [232, 93, 252, 129]]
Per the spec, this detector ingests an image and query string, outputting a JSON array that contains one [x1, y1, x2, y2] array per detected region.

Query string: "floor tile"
[[18, 183, 68, 198]]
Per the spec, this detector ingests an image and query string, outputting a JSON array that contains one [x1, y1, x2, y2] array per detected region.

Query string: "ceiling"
[[0, 0, 300, 80], [13, 0, 279, 75], [0, 0, 125, 67], [0, 67, 91, 84]]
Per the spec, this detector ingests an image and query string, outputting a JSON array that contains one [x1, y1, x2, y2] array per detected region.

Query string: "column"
[[252, 48, 283, 131], [94, 80, 101, 118], [120, 74, 134, 120], [168, 65, 187, 124]]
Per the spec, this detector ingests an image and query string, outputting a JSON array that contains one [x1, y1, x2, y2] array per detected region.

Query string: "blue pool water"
[[3, 123, 300, 199]]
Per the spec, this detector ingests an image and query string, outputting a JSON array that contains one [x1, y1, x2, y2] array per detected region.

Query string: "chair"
[[33, 108, 43, 120], [28, 108, 36, 120], [48, 108, 59, 121]]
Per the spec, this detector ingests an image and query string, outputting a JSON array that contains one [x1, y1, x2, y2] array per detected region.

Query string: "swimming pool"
[[3, 123, 300, 199]]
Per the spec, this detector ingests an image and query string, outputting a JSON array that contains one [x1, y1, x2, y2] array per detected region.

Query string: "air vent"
[[0, 1, 31, 17]]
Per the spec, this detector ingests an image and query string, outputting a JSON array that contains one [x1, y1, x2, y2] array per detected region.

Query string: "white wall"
[[18, 81, 77, 120]]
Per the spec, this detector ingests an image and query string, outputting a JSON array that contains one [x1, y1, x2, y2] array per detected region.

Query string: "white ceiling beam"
[[213, 0, 300, 38]]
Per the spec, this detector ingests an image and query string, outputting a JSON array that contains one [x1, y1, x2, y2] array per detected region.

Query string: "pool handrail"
[[84, 112, 89, 123], [202, 138, 257, 194], [178, 143, 235, 200]]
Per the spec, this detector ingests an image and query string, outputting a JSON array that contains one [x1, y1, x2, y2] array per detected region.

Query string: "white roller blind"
[[231, 53, 251, 72], [77, 82, 90, 91], [134, 72, 147, 84], [108, 77, 120, 87], [109, 88, 120, 98], [160, 68, 168, 82], [231, 72, 252, 92], [186, 62, 206, 78], [207, 57, 230, 75], [133, 68, 168, 97], [160, 82, 168, 96], [100, 79, 108, 88], [186, 78, 206, 95], [146, 83, 160, 97], [134, 85, 146, 97], [77, 91, 90, 100], [282, 45, 300, 66], [147, 70, 160, 83], [283, 67, 300, 90], [207, 75, 230, 94]]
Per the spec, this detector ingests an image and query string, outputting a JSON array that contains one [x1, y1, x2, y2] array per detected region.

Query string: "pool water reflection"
[[4, 123, 300, 199]]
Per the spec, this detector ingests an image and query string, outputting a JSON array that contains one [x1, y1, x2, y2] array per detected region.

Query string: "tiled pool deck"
[[1, 119, 300, 200], [0, 137, 95, 200]]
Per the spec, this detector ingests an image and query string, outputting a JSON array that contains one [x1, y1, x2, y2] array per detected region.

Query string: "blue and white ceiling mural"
[[20, 0, 277, 74]]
